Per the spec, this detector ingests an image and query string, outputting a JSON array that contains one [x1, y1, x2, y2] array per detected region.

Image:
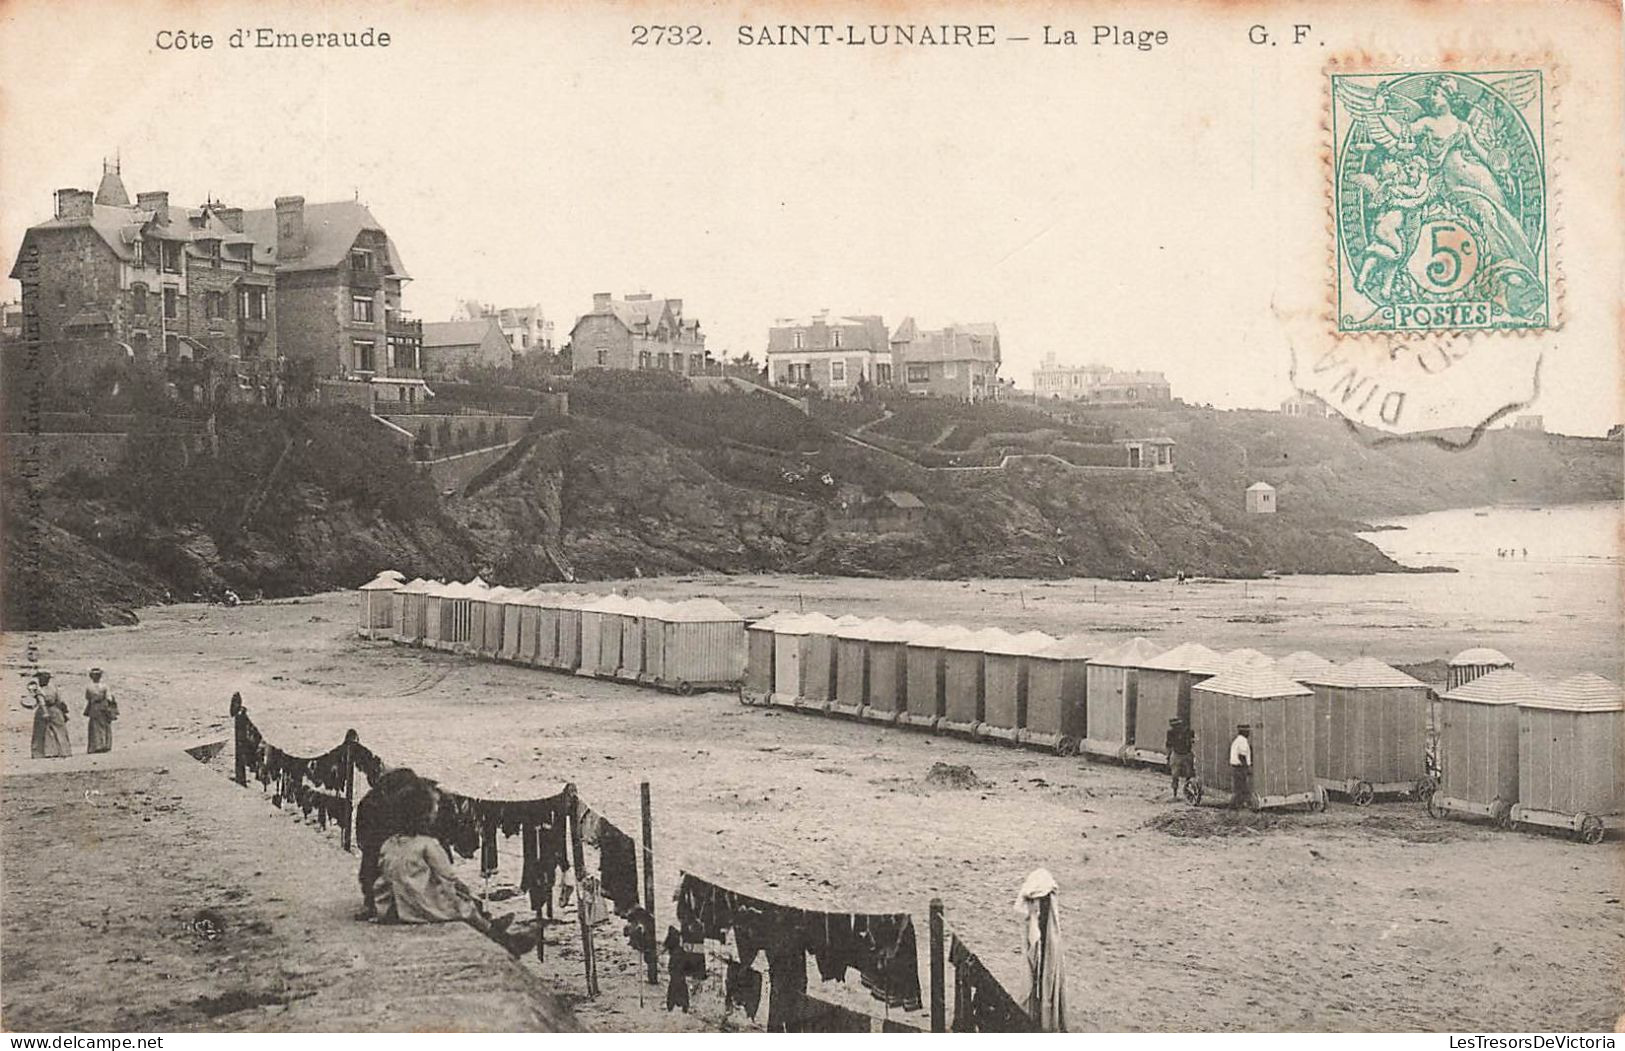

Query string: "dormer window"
[[161, 242, 182, 274], [350, 248, 373, 272], [832, 328, 843, 348]]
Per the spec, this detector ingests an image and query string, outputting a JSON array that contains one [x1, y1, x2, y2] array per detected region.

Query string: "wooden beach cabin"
[[1305, 657, 1431, 805], [941, 628, 1013, 737], [769, 613, 833, 707], [498, 588, 528, 661], [1190, 664, 1326, 811], [528, 591, 564, 669], [358, 573, 401, 639], [396, 579, 435, 645], [1128, 642, 1227, 764], [1430, 668, 1536, 826], [744, 612, 791, 702], [981, 630, 1059, 744], [421, 581, 450, 650], [1082, 636, 1162, 760], [903, 624, 968, 730], [473, 586, 511, 657], [801, 614, 860, 712], [1023, 635, 1098, 755], [831, 618, 887, 719], [391, 577, 420, 644], [1448, 647, 1515, 692], [578, 594, 629, 678], [654, 598, 747, 694], [1512, 674, 1623, 843], [860, 620, 928, 725], [617, 597, 654, 682], [553, 591, 589, 672]]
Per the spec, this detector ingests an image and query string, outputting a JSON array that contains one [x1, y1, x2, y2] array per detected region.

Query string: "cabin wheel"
[[1412, 776, 1435, 801], [1425, 787, 1443, 819], [1055, 736, 1079, 758], [676, 680, 694, 696], [1578, 815, 1605, 845], [1353, 781, 1376, 807], [1491, 798, 1513, 830], [1182, 780, 1204, 806], [1309, 786, 1328, 813]]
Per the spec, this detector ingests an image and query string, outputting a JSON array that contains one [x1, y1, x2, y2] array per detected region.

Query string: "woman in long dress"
[[30, 672, 71, 759], [83, 667, 117, 754]]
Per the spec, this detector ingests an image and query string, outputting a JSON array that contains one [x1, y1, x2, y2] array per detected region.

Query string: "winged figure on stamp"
[[1339, 73, 1545, 318]]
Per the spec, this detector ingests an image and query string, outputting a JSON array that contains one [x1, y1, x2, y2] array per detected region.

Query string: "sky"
[[2, 0, 1620, 434]]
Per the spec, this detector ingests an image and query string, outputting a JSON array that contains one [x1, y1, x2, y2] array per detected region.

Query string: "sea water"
[[1360, 501, 1623, 569]]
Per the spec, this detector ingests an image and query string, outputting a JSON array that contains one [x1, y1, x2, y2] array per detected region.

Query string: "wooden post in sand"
[[640, 781, 658, 985], [341, 729, 358, 852], [230, 693, 247, 786], [565, 784, 599, 996], [929, 898, 946, 1033]]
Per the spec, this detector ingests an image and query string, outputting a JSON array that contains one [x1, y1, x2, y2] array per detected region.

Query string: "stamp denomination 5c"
[[1332, 70, 1550, 337]]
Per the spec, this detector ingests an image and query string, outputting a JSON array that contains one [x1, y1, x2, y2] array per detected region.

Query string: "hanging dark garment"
[[725, 961, 763, 1019], [662, 928, 696, 1012], [948, 934, 1036, 1033], [480, 814, 500, 877], [675, 873, 921, 1012], [597, 819, 640, 915], [765, 938, 809, 1033]]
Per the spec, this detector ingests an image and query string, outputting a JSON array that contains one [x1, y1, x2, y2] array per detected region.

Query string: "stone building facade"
[[568, 292, 709, 374]]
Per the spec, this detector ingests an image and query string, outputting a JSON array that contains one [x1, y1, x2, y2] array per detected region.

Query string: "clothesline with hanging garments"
[[225, 693, 1067, 1032]]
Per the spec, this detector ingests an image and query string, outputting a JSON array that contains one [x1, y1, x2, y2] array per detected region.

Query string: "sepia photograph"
[[1, 0, 1621, 1038]]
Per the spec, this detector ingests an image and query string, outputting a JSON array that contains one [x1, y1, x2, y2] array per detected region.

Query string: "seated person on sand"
[[356, 765, 430, 921], [371, 778, 536, 957]]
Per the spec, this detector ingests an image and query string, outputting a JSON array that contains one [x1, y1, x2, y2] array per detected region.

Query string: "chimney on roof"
[[214, 206, 244, 233], [592, 292, 612, 312], [625, 292, 653, 302], [136, 191, 169, 224], [95, 159, 130, 207], [54, 188, 94, 220], [667, 298, 683, 316], [274, 196, 306, 260]]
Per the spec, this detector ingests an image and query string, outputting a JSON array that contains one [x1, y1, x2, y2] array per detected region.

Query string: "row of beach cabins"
[[356, 573, 1622, 845]]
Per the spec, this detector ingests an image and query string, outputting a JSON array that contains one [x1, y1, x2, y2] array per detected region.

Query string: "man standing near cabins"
[[1228, 725, 1252, 809], [1165, 718, 1195, 800]]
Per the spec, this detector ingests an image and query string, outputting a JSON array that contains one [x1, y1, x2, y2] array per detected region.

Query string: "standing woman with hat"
[[26, 672, 72, 759], [84, 668, 118, 755]]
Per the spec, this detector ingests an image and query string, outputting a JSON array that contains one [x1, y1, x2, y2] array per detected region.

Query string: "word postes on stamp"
[[1332, 69, 1549, 337]]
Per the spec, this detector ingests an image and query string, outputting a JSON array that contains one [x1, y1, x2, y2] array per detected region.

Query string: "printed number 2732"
[[631, 25, 705, 45]]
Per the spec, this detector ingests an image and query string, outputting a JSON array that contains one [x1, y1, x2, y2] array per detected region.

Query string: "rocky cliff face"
[[6, 394, 1618, 630]]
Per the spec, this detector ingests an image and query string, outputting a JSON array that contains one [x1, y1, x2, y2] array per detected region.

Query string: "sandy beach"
[[4, 511, 1621, 1031]]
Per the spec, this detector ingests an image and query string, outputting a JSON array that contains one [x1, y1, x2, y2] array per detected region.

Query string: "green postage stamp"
[[1332, 70, 1550, 336]]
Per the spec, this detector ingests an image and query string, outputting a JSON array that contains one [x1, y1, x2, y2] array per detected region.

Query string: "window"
[[830, 360, 847, 384], [519, 333, 529, 349], [906, 364, 930, 384], [832, 328, 843, 348], [162, 242, 182, 273], [351, 295, 375, 323], [353, 340, 377, 372], [1128, 388, 1138, 399], [658, 352, 669, 370], [131, 332, 149, 358], [793, 331, 804, 350], [875, 364, 892, 385], [132, 239, 145, 267], [944, 361, 957, 379], [239, 286, 267, 321], [163, 287, 178, 319], [350, 249, 373, 272], [165, 333, 182, 360], [206, 291, 224, 318], [132, 285, 147, 315], [596, 349, 608, 366]]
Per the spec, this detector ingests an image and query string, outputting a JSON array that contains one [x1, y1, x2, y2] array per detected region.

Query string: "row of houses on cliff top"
[[9, 161, 427, 404], [763, 311, 1002, 401]]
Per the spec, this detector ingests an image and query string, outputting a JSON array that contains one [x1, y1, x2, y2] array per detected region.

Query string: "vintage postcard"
[[1, 0, 1620, 1040]]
